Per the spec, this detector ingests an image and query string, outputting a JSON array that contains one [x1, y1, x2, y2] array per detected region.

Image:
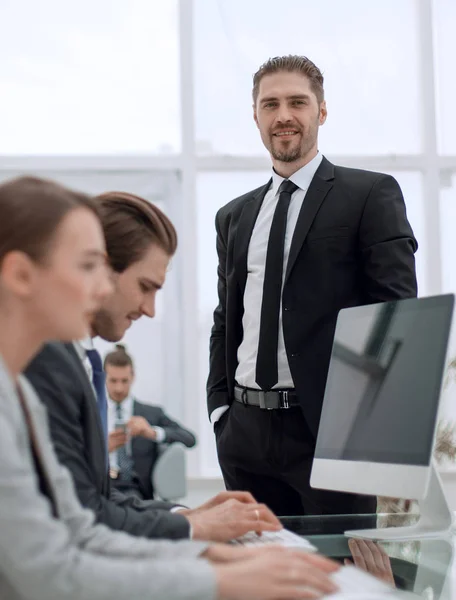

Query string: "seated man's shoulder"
[[135, 400, 162, 415], [28, 342, 78, 374]]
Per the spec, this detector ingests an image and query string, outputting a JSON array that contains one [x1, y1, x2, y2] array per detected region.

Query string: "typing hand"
[[127, 416, 156, 440], [212, 546, 339, 600], [345, 539, 395, 587], [108, 429, 127, 452], [188, 498, 281, 542], [180, 490, 258, 517]]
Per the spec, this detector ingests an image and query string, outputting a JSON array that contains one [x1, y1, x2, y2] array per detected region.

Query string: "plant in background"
[[378, 355, 456, 518], [434, 419, 456, 464]]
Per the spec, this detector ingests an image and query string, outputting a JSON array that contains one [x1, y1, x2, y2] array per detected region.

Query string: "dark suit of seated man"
[[105, 344, 196, 500]]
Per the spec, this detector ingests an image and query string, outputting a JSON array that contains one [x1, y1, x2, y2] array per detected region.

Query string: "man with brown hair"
[[25, 191, 281, 541], [104, 343, 196, 500], [208, 55, 418, 516]]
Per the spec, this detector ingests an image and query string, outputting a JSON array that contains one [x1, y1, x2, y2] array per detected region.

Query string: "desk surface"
[[281, 513, 455, 599]]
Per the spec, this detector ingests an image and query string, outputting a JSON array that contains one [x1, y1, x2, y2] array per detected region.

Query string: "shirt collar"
[[109, 394, 134, 412], [271, 151, 323, 197], [79, 337, 95, 351]]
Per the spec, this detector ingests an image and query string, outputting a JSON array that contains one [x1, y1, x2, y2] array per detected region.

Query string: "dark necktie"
[[115, 403, 134, 481], [255, 179, 299, 390], [85, 348, 108, 457]]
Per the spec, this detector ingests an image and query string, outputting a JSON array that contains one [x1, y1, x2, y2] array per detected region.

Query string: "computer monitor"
[[310, 294, 455, 541]]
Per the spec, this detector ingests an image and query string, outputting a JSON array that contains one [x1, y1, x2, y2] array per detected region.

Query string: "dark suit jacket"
[[207, 157, 418, 436], [25, 342, 191, 539], [126, 400, 196, 499]]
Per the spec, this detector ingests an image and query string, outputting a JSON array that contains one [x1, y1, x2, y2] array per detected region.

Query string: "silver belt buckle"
[[280, 390, 290, 409]]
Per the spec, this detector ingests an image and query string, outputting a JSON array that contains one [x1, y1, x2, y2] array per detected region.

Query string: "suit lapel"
[[284, 157, 335, 284], [132, 399, 140, 417], [64, 343, 108, 476], [234, 180, 271, 291], [18, 376, 61, 517]]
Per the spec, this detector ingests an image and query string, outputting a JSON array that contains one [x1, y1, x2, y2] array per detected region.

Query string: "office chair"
[[152, 442, 187, 502]]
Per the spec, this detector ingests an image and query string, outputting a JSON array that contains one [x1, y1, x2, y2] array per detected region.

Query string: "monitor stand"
[[345, 463, 454, 541]]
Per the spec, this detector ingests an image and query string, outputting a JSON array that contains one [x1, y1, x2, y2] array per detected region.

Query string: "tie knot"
[[85, 348, 103, 372], [279, 179, 299, 196], [116, 403, 123, 418]]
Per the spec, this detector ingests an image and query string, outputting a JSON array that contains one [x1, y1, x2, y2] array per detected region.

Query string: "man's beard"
[[270, 144, 303, 163], [269, 123, 318, 163], [91, 308, 122, 342]]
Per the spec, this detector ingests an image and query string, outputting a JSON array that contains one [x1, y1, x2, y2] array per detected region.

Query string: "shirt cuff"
[[153, 426, 166, 442], [171, 507, 193, 539], [210, 405, 230, 426]]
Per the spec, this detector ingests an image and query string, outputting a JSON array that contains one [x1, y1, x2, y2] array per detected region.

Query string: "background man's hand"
[[108, 429, 127, 452], [345, 539, 395, 587], [127, 416, 156, 440], [188, 498, 281, 542]]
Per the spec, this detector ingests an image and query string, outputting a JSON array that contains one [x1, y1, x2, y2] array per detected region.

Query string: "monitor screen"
[[314, 295, 454, 466]]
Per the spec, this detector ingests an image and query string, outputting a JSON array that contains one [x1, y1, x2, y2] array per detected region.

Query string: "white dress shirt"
[[73, 337, 95, 383], [211, 152, 323, 424]]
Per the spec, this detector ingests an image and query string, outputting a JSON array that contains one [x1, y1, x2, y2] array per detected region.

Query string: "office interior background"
[[1, 0, 456, 487]]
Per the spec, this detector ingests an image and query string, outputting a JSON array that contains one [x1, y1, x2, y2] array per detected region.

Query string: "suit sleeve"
[[25, 348, 191, 540], [109, 487, 178, 512], [156, 409, 197, 448], [206, 210, 231, 418], [359, 174, 418, 302]]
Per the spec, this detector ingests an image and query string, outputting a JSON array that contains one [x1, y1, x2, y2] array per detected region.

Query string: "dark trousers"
[[216, 402, 377, 517]]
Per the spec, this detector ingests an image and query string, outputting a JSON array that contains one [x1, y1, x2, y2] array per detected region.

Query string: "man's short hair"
[[95, 192, 177, 273], [252, 55, 325, 105]]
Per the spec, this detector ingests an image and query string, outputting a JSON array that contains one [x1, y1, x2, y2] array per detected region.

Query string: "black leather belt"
[[234, 385, 299, 410]]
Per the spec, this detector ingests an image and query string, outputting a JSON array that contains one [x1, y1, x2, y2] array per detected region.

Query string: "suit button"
[[291, 353, 299, 358]]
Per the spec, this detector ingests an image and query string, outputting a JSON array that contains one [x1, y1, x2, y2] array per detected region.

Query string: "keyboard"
[[231, 528, 317, 552]]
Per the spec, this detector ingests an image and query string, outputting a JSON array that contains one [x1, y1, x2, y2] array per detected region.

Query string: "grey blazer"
[[0, 356, 216, 600]]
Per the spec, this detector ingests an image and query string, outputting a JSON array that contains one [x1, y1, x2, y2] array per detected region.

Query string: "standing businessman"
[[207, 55, 418, 516]]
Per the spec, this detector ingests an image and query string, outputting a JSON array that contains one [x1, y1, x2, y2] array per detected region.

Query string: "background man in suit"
[[26, 191, 280, 541], [105, 343, 196, 500], [207, 55, 418, 516]]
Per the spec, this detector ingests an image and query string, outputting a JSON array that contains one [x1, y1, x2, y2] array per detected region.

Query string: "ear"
[[0, 251, 37, 298], [319, 100, 327, 126]]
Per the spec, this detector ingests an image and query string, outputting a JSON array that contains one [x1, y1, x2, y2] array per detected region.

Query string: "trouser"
[[215, 401, 377, 517]]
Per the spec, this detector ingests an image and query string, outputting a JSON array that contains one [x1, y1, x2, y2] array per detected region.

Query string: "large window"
[[0, 0, 180, 154], [2, 0, 456, 477], [434, 0, 456, 155], [194, 0, 420, 155], [439, 172, 456, 295]]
